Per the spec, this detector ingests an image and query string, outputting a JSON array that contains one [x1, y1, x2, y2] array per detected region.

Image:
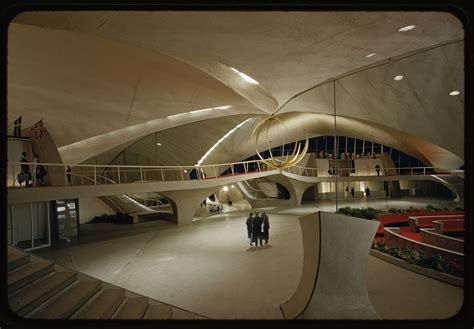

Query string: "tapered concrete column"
[[161, 187, 218, 226], [267, 174, 314, 206], [281, 211, 380, 319]]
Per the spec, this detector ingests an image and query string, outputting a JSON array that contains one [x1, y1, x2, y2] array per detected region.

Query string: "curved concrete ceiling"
[[199, 112, 463, 170], [8, 22, 265, 152], [13, 11, 463, 106], [279, 41, 464, 161], [8, 11, 464, 169], [84, 114, 254, 166]]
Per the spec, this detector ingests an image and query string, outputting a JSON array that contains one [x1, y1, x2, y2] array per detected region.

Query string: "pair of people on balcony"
[[246, 212, 270, 247], [18, 152, 47, 187]]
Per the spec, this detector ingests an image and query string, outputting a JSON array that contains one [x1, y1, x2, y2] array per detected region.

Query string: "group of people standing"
[[18, 152, 47, 187], [245, 212, 270, 247]]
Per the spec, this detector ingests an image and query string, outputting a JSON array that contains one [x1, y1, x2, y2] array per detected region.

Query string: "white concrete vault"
[[82, 114, 260, 166], [7, 11, 464, 170]]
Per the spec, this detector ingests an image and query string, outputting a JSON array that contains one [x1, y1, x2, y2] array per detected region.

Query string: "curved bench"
[[408, 215, 464, 232], [419, 228, 464, 253], [280, 211, 379, 319], [433, 219, 465, 236]]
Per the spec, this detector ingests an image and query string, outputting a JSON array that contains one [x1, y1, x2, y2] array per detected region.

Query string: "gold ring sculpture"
[[251, 114, 309, 169]]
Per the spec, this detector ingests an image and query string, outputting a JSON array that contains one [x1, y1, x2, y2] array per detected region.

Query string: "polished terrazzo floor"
[[34, 197, 464, 319]]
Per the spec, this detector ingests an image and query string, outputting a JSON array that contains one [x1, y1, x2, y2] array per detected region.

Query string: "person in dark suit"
[[246, 213, 254, 246], [252, 212, 263, 247], [19, 152, 31, 186], [375, 164, 380, 176], [351, 186, 355, 198], [262, 213, 270, 244], [35, 165, 47, 186]]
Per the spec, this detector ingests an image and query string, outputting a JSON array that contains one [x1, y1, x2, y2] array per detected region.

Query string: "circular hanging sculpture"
[[251, 114, 309, 169]]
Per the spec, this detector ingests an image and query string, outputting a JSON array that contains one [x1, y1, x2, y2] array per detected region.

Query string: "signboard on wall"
[[51, 199, 79, 246]]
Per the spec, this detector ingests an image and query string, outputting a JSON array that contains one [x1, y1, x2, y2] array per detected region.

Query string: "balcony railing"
[[7, 160, 459, 189], [7, 159, 273, 188]]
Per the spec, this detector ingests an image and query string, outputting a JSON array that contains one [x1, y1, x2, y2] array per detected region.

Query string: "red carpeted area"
[[398, 227, 421, 241], [374, 210, 465, 243]]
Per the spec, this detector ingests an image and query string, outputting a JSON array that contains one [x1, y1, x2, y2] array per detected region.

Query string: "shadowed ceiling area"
[[8, 11, 464, 169]]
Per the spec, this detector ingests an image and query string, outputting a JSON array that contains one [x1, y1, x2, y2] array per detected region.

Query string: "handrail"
[[8, 159, 267, 170], [8, 159, 463, 190]]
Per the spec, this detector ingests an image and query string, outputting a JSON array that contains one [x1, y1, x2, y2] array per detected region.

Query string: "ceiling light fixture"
[[190, 105, 232, 115], [230, 67, 260, 85], [195, 118, 253, 166], [393, 75, 404, 81], [239, 72, 259, 84], [365, 53, 376, 58], [223, 186, 229, 192], [213, 105, 232, 110], [189, 108, 213, 114], [449, 90, 460, 96], [167, 112, 188, 119], [156, 142, 162, 146], [398, 25, 416, 32]]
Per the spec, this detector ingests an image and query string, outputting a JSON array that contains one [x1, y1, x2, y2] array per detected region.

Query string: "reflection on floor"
[[34, 197, 463, 319]]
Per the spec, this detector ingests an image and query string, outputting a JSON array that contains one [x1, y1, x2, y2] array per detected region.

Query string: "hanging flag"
[[13, 116, 22, 137], [34, 119, 44, 140]]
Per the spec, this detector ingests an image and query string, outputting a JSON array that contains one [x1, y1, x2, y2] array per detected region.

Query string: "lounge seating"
[[433, 220, 465, 235], [408, 215, 464, 232]]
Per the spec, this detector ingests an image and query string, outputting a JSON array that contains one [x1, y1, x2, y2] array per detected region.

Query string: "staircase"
[[432, 174, 464, 203], [237, 180, 267, 199], [7, 246, 208, 319]]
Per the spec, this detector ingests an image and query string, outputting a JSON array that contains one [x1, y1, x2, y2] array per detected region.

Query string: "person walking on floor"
[[252, 212, 263, 247], [351, 186, 355, 198], [262, 212, 270, 245], [365, 186, 371, 199], [246, 213, 254, 246]]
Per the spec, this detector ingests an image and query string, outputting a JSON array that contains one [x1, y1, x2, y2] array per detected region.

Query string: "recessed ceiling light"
[[213, 105, 231, 110], [449, 90, 460, 96], [223, 186, 229, 192], [195, 118, 252, 166], [230, 67, 259, 84], [184, 169, 188, 173], [398, 25, 416, 32], [366, 53, 376, 58], [393, 75, 404, 81], [239, 72, 259, 84], [190, 108, 213, 114], [156, 142, 162, 146], [167, 112, 188, 119]]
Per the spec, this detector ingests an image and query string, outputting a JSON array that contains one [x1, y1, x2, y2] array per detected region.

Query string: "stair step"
[[75, 288, 125, 319], [9, 271, 77, 316], [29, 280, 101, 319], [171, 307, 197, 319], [113, 297, 148, 319], [8, 249, 30, 271], [8, 261, 54, 293], [144, 304, 172, 319]]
